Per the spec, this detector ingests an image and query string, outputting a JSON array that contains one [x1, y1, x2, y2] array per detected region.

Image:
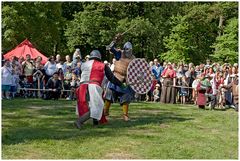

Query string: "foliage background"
[[2, 2, 238, 64]]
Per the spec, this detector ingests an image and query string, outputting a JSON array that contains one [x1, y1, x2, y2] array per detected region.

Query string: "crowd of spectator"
[[1, 48, 84, 100], [1, 51, 238, 112], [147, 58, 238, 111]]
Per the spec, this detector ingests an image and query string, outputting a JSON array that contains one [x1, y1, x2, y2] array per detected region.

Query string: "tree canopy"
[[2, 2, 238, 63]]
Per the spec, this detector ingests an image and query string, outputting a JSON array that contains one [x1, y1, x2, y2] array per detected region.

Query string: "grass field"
[[2, 99, 238, 159]]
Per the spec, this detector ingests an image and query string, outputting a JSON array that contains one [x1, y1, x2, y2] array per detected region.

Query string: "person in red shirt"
[[160, 63, 177, 103]]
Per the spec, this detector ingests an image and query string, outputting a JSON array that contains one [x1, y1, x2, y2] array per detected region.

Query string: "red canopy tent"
[[3, 39, 48, 64]]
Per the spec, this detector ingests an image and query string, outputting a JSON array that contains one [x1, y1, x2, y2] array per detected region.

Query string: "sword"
[[106, 23, 138, 50], [120, 23, 138, 36]]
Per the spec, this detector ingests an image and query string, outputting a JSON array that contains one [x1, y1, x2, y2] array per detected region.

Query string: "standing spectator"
[[224, 66, 235, 109], [44, 56, 57, 83], [64, 55, 72, 68], [33, 63, 45, 97], [35, 56, 44, 65], [160, 63, 177, 104], [73, 62, 82, 78], [210, 74, 218, 110], [179, 76, 188, 104], [85, 55, 90, 62], [64, 66, 72, 99], [55, 54, 61, 64], [222, 74, 238, 111], [1, 60, 12, 99], [195, 65, 202, 78], [152, 59, 164, 84], [10, 67, 20, 99], [22, 54, 35, 84], [71, 55, 81, 68], [56, 59, 67, 74], [205, 59, 211, 68], [72, 47, 82, 65], [192, 77, 200, 105], [11, 56, 22, 76]]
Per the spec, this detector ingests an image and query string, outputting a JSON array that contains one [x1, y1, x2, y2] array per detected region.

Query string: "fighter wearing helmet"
[[75, 50, 122, 128], [104, 34, 135, 121]]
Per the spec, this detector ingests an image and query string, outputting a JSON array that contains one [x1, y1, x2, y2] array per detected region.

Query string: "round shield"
[[127, 58, 152, 94]]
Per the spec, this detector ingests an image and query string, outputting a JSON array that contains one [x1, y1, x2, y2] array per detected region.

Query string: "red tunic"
[[196, 82, 206, 106], [76, 60, 107, 123]]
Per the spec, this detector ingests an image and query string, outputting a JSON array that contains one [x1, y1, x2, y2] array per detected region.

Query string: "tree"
[[2, 2, 64, 56], [211, 17, 238, 64], [162, 15, 190, 63]]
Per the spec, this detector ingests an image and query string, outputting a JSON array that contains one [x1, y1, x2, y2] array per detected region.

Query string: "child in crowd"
[[10, 69, 20, 98], [192, 77, 200, 105], [153, 84, 160, 102], [179, 76, 188, 104], [64, 66, 72, 99], [69, 73, 80, 100]]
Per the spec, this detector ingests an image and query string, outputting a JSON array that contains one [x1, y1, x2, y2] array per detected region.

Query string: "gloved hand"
[[113, 33, 123, 43], [121, 83, 127, 89]]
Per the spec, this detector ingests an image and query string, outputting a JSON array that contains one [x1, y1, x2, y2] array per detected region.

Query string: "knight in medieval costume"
[[75, 50, 122, 128], [104, 34, 135, 121]]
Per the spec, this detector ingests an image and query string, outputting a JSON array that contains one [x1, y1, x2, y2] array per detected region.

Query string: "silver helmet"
[[90, 50, 101, 60], [123, 42, 133, 58]]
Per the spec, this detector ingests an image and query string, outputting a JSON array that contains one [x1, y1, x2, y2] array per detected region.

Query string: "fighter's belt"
[[126, 58, 152, 94], [80, 80, 100, 85]]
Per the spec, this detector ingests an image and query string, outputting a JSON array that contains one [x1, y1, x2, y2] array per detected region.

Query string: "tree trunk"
[[215, 15, 224, 53], [53, 43, 58, 55], [218, 15, 224, 37]]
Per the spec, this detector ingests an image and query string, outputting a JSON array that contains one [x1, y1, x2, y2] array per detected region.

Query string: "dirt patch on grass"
[[160, 123, 170, 128], [138, 109, 161, 114], [27, 106, 51, 109], [104, 151, 138, 159]]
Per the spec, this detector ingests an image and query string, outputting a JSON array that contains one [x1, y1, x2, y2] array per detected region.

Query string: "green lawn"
[[2, 99, 238, 159]]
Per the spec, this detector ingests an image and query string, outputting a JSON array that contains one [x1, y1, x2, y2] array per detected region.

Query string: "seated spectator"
[[44, 72, 62, 100]]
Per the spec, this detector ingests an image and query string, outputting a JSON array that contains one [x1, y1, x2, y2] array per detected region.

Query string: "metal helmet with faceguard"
[[123, 42, 133, 58]]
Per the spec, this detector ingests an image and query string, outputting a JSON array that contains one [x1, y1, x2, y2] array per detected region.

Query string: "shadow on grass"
[[2, 112, 193, 145], [2, 99, 194, 145]]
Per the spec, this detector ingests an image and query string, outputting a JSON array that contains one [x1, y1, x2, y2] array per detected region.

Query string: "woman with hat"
[[196, 74, 211, 109]]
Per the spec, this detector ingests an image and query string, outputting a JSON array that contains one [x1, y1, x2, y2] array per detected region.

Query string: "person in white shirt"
[[1, 60, 13, 99], [44, 56, 57, 82]]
